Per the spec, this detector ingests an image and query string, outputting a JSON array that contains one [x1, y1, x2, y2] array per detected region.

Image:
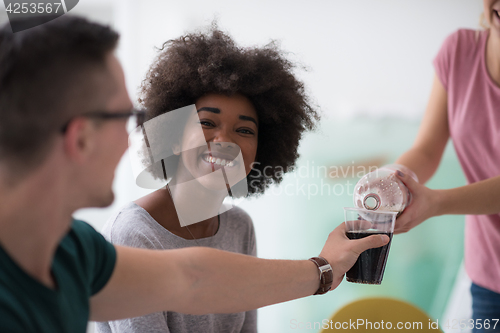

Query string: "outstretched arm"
[[394, 172, 500, 233], [89, 222, 389, 321]]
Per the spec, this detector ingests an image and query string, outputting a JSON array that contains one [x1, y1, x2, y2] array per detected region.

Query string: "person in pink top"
[[392, 1, 500, 331]]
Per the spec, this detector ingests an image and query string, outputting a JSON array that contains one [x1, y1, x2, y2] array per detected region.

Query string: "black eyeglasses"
[[60, 108, 146, 133]]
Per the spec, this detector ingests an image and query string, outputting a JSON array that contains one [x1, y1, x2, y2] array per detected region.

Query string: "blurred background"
[[0, 1, 483, 332]]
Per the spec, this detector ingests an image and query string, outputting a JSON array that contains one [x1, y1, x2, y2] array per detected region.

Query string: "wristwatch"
[[308, 256, 333, 295]]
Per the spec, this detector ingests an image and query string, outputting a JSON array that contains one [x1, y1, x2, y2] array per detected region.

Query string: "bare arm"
[[89, 223, 389, 321], [437, 176, 500, 215], [398, 173, 500, 217], [396, 74, 449, 184]]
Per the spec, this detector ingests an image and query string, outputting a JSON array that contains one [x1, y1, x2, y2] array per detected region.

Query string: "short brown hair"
[[0, 15, 119, 175]]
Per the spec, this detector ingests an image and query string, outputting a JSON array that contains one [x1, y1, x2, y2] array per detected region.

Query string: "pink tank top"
[[433, 29, 500, 293]]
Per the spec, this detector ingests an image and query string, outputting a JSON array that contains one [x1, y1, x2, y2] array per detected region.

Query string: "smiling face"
[[174, 93, 258, 191], [484, 0, 500, 35]]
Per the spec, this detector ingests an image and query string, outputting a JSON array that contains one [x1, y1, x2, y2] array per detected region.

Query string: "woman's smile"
[[201, 153, 236, 168]]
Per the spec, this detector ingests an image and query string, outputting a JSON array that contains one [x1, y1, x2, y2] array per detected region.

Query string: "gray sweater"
[[96, 202, 257, 333]]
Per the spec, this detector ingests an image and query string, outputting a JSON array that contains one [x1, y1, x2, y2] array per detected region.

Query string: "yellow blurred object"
[[320, 297, 443, 332]]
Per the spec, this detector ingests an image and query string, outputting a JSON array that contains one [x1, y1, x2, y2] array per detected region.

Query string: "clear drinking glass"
[[344, 207, 397, 285]]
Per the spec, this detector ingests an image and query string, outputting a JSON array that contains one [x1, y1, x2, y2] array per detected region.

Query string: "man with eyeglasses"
[[0, 15, 389, 333], [59, 109, 145, 134]]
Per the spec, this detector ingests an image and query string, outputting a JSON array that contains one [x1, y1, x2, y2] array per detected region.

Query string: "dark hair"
[[140, 27, 319, 195], [0, 15, 119, 174]]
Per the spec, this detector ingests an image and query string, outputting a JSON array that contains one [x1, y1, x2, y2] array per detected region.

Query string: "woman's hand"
[[393, 171, 442, 234]]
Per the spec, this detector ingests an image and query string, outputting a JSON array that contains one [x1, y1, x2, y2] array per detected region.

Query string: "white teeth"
[[202, 155, 234, 167]]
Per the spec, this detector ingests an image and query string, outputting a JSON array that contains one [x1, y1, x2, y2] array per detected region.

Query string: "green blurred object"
[[239, 117, 466, 332]]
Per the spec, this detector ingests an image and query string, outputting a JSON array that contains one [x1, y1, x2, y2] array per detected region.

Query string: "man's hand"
[[319, 222, 390, 290]]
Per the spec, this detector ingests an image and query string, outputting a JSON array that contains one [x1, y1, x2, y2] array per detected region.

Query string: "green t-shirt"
[[0, 219, 117, 333]]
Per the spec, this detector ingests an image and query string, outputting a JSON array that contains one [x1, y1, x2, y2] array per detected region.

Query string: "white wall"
[[115, 0, 483, 118]]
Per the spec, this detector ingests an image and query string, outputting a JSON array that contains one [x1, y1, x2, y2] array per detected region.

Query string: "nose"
[[212, 141, 234, 150], [210, 127, 235, 149]]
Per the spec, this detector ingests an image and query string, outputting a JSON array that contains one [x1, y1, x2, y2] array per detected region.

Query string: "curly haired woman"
[[96, 26, 319, 333]]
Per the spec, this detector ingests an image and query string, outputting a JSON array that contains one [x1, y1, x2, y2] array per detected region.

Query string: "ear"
[[172, 143, 181, 156], [63, 119, 96, 163]]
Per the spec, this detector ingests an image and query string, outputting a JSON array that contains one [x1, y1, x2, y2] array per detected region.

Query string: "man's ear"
[[63, 119, 96, 163]]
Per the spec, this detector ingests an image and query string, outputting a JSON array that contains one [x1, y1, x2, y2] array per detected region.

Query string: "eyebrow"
[[197, 107, 258, 127], [239, 115, 258, 127], [197, 107, 220, 114]]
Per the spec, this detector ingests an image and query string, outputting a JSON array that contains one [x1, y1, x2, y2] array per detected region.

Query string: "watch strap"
[[308, 256, 333, 295]]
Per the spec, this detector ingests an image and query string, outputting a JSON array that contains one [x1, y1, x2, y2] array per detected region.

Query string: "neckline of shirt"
[[129, 201, 227, 245]]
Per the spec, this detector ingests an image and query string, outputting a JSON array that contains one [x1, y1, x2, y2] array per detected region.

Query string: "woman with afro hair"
[[97, 26, 319, 333]]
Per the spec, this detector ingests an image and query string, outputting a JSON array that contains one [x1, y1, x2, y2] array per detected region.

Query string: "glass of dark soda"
[[344, 207, 397, 285]]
